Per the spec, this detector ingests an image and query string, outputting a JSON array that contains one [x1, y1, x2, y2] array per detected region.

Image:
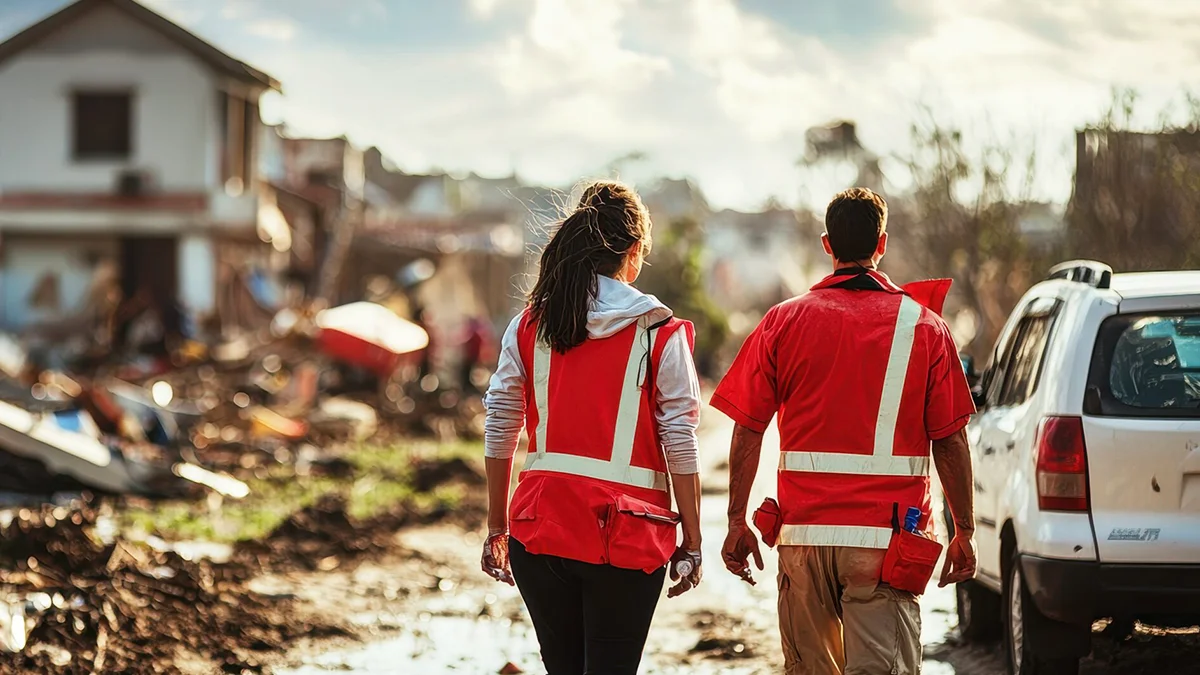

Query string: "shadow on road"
[[925, 625, 1200, 675]]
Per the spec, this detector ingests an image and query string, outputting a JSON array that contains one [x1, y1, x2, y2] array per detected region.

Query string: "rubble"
[[0, 297, 475, 500], [0, 502, 349, 675], [0, 294, 493, 670]]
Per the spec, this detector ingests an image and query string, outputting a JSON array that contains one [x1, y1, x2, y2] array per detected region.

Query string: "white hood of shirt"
[[587, 275, 673, 339]]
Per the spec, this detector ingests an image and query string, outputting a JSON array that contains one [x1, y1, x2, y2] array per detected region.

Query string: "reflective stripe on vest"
[[523, 316, 669, 492], [778, 451, 929, 476], [778, 524, 894, 548], [778, 295, 926, 547]]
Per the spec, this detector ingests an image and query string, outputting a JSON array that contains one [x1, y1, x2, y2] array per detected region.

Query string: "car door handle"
[[983, 446, 996, 456]]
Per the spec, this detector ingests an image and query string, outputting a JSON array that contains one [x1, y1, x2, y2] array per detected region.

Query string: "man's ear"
[[821, 233, 833, 257], [876, 231, 888, 258]]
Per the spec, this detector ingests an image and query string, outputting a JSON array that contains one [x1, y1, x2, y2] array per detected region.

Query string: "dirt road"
[[273, 413, 1197, 674]]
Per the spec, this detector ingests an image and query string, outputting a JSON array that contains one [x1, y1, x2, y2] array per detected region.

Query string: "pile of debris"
[[0, 296, 499, 672], [0, 298, 495, 671], [0, 501, 348, 675], [0, 300, 484, 500]]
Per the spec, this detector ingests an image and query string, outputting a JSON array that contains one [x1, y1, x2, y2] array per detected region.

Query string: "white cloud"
[[479, 0, 672, 143], [468, 0, 504, 19], [134, 0, 207, 26], [677, 0, 846, 142], [219, 0, 257, 21], [228, 0, 1200, 211], [245, 17, 298, 41]]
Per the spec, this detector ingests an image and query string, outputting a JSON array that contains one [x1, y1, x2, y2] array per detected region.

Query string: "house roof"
[[0, 0, 280, 91], [364, 147, 435, 205]]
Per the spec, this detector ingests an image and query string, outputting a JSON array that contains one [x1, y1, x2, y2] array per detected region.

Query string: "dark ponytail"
[[529, 181, 651, 353]]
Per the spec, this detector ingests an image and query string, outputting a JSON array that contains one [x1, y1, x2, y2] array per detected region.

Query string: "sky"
[[2, 0, 1199, 211]]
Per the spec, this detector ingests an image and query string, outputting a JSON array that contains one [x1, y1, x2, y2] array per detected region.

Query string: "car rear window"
[[1087, 313, 1200, 417]]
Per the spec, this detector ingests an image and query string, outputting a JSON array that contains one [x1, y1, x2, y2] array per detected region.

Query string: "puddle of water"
[[921, 583, 959, 647], [922, 661, 960, 675], [279, 616, 542, 675]]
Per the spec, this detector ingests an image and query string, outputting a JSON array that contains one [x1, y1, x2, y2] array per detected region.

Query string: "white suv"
[[953, 261, 1200, 675]]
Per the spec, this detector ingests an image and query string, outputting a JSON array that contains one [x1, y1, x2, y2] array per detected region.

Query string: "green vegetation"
[[119, 440, 483, 544], [639, 216, 730, 377]]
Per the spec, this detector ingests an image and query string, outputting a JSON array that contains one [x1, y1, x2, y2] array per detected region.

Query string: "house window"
[[73, 92, 132, 160]]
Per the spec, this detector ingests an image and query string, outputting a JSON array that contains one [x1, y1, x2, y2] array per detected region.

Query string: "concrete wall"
[[0, 6, 219, 193]]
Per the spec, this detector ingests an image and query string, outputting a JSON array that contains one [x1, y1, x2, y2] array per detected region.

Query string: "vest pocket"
[[604, 494, 679, 573], [880, 529, 943, 595], [752, 497, 782, 548], [509, 477, 607, 563]]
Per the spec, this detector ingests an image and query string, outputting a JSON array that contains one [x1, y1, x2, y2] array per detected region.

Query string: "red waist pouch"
[[881, 503, 943, 595], [752, 498, 782, 548]]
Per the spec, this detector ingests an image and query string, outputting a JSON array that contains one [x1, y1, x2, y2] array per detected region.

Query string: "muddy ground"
[[7, 409, 1192, 674], [268, 413, 1200, 675]]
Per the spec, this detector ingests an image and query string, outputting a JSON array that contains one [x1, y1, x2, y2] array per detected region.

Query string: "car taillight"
[[1035, 416, 1090, 512]]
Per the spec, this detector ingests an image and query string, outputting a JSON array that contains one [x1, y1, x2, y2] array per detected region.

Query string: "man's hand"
[[722, 522, 764, 586], [938, 532, 977, 587], [932, 428, 976, 587], [722, 425, 765, 585]]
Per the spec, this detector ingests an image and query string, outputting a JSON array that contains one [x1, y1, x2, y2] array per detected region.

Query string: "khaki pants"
[[777, 546, 922, 675]]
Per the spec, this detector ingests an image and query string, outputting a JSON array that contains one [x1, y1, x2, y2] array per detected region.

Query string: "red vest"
[[508, 311, 695, 572], [776, 271, 952, 548]]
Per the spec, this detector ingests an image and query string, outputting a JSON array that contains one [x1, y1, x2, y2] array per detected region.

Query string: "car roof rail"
[[1046, 260, 1113, 289]]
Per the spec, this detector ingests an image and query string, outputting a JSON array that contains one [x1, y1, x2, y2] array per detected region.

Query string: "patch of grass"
[[410, 483, 466, 514], [119, 440, 484, 543], [347, 474, 415, 521]]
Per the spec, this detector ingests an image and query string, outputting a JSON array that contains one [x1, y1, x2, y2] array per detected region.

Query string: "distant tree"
[[638, 216, 730, 378], [886, 113, 1059, 359], [1066, 89, 1200, 271]]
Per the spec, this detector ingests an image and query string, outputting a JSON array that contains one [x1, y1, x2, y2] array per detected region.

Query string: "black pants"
[[509, 537, 666, 675]]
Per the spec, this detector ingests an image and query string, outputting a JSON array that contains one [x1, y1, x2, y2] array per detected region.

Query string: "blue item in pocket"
[[904, 506, 921, 533]]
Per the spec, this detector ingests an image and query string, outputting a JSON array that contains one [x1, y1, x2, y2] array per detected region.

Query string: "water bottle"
[[904, 507, 921, 533], [675, 558, 694, 578]]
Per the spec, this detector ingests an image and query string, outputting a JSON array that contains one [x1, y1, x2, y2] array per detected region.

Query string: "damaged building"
[[0, 0, 285, 349]]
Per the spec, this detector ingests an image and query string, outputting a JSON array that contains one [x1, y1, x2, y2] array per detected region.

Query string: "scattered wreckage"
[[0, 300, 466, 671], [0, 301, 433, 499]]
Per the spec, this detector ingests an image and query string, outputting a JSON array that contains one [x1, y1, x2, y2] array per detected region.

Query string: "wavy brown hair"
[[529, 181, 651, 353]]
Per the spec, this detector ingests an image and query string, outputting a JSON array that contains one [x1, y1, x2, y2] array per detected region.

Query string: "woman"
[[481, 181, 704, 675]]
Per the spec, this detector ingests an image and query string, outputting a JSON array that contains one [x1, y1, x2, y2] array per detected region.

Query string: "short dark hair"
[[825, 188, 887, 262]]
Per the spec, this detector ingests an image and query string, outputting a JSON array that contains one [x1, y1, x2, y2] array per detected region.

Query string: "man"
[[712, 188, 977, 674]]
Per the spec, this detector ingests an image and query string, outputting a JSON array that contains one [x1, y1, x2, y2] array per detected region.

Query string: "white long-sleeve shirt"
[[484, 276, 702, 474]]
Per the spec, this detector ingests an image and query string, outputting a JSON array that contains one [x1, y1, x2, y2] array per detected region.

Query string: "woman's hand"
[[667, 547, 703, 598], [483, 457, 515, 585], [481, 531, 514, 585], [668, 472, 702, 598]]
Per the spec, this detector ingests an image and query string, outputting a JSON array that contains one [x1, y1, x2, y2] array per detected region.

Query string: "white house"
[[0, 0, 281, 332]]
